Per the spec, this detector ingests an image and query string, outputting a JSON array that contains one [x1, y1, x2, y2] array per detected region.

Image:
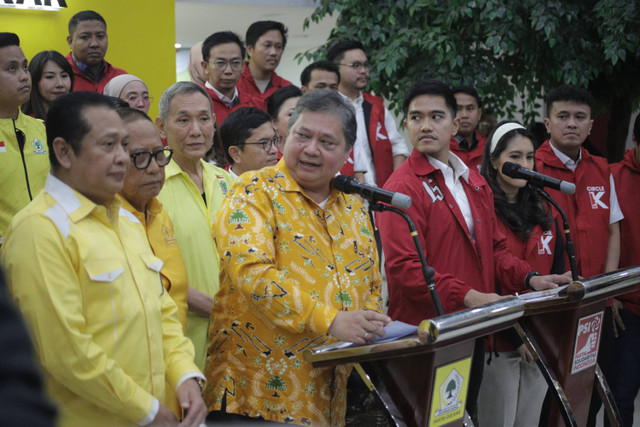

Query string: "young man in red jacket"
[[200, 31, 264, 127], [327, 40, 409, 188], [236, 21, 292, 103], [605, 114, 640, 427], [377, 78, 569, 419], [450, 85, 486, 173], [65, 10, 126, 93]]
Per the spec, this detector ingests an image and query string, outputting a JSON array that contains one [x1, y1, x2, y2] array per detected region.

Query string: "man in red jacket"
[[605, 114, 640, 427], [327, 40, 409, 188], [451, 85, 486, 172], [236, 21, 292, 102], [65, 10, 126, 93], [377, 78, 569, 419], [200, 31, 263, 126]]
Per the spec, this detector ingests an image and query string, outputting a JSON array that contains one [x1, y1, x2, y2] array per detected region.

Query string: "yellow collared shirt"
[[204, 161, 383, 426], [0, 110, 49, 242], [1, 174, 200, 426], [158, 159, 233, 369]]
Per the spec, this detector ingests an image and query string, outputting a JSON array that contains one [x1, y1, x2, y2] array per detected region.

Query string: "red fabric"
[[66, 53, 127, 93], [449, 130, 487, 173], [610, 148, 640, 316], [377, 149, 531, 325], [339, 92, 395, 187], [535, 141, 611, 278], [201, 84, 266, 126], [236, 63, 292, 103]]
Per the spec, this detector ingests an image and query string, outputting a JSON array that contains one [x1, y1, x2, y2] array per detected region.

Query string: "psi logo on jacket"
[[537, 230, 553, 255], [587, 186, 608, 210], [423, 179, 444, 204]]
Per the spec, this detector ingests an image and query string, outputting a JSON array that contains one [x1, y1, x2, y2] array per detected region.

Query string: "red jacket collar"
[[407, 149, 485, 187], [620, 147, 640, 173]]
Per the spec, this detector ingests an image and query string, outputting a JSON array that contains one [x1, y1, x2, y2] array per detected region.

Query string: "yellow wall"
[[1, 0, 175, 119]]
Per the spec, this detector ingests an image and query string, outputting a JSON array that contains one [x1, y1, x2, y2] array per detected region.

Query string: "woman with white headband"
[[477, 120, 566, 426]]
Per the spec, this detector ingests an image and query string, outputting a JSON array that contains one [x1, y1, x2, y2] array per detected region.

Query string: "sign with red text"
[[571, 311, 603, 374]]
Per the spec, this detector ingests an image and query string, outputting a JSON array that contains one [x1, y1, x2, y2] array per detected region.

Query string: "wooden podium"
[[305, 298, 525, 427], [518, 266, 640, 427]]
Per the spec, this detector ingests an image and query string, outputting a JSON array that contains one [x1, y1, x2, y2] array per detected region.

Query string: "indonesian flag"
[[0, 141, 6, 153]]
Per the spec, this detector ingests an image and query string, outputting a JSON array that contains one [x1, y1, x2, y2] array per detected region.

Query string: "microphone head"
[[391, 193, 412, 209], [333, 174, 356, 192], [559, 181, 576, 195], [501, 162, 521, 178]]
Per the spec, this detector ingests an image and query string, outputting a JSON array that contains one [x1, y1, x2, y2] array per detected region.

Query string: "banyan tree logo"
[[436, 368, 463, 416]]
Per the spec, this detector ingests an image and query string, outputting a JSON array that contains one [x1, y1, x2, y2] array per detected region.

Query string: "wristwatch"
[[194, 377, 205, 392], [525, 271, 540, 289]]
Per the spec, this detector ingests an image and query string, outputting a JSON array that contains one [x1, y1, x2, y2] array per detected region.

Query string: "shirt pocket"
[[140, 252, 165, 296], [84, 258, 135, 325]]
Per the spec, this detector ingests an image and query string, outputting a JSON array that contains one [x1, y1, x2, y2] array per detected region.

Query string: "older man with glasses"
[[117, 107, 195, 420], [219, 106, 281, 180]]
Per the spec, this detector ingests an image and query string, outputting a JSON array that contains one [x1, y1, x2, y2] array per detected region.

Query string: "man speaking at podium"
[[376, 79, 570, 418]]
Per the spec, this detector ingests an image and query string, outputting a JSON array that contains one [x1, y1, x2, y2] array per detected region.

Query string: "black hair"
[[117, 106, 152, 124], [300, 60, 340, 87], [220, 107, 272, 164], [545, 85, 594, 118], [326, 40, 365, 64], [22, 50, 74, 120], [452, 85, 482, 109], [68, 10, 106, 35], [266, 85, 303, 119], [245, 21, 287, 50], [46, 92, 116, 169], [634, 113, 640, 142], [0, 32, 19, 49], [480, 120, 553, 239], [402, 78, 457, 118], [202, 31, 245, 63]]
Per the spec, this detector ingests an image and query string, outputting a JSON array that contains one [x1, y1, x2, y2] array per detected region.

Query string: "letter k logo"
[[538, 235, 552, 255], [589, 191, 608, 209]]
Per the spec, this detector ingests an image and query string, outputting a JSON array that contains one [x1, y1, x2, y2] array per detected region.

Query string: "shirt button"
[[449, 204, 454, 209], [476, 218, 481, 223]]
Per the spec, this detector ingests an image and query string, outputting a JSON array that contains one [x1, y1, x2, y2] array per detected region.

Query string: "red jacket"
[[610, 148, 640, 316], [201, 84, 266, 126], [339, 92, 395, 187], [449, 130, 487, 173], [66, 53, 127, 93], [377, 149, 531, 325], [236, 63, 292, 102], [535, 141, 612, 278]]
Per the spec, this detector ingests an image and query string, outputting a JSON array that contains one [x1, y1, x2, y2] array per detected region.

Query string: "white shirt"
[[549, 142, 623, 224], [340, 92, 410, 187], [205, 81, 239, 109], [427, 153, 476, 242]]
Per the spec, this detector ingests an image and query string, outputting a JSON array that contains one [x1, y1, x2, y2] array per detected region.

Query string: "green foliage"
[[299, 0, 640, 128]]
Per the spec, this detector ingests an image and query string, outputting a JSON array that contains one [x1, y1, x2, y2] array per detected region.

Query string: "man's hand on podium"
[[462, 289, 511, 308], [528, 273, 572, 291], [516, 344, 535, 363], [328, 310, 392, 345], [611, 298, 626, 338]]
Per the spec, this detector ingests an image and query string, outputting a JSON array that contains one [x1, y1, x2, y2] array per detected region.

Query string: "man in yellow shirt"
[[1, 91, 206, 426], [0, 33, 49, 244], [156, 81, 234, 370], [204, 89, 390, 426]]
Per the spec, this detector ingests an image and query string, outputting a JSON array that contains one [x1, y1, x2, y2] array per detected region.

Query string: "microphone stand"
[[534, 186, 579, 281], [369, 202, 444, 316]]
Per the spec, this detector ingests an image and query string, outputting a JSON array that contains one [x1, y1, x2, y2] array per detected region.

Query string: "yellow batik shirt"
[[1, 175, 200, 426], [204, 161, 384, 426], [158, 159, 233, 369], [0, 110, 49, 243]]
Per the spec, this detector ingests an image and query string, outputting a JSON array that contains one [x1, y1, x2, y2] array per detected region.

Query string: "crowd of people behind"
[[1, 7, 640, 427]]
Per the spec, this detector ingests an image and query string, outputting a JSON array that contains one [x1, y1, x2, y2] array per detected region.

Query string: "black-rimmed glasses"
[[243, 135, 282, 152], [130, 148, 173, 170]]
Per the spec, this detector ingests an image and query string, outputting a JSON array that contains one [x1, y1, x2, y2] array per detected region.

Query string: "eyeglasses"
[[210, 59, 244, 71], [125, 94, 153, 104], [243, 135, 282, 152], [339, 61, 369, 70], [130, 148, 173, 170]]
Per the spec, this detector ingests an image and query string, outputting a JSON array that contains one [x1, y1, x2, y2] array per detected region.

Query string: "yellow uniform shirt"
[[0, 110, 49, 243], [204, 161, 384, 426], [1, 175, 200, 427], [158, 159, 233, 369]]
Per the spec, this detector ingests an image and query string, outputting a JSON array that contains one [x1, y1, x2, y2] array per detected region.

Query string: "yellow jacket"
[[0, 110, 49, 242], [204, 161, 384, 426], [1, 175, 200, 426], [158, 159, 233, 369]]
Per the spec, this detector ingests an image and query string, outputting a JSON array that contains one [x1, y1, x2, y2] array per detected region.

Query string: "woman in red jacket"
[[478, 120, 565, 426]]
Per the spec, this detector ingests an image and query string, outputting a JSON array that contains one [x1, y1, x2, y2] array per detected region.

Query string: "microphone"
[[333, 175, 412, 209], [502, 162, 576, 195]]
